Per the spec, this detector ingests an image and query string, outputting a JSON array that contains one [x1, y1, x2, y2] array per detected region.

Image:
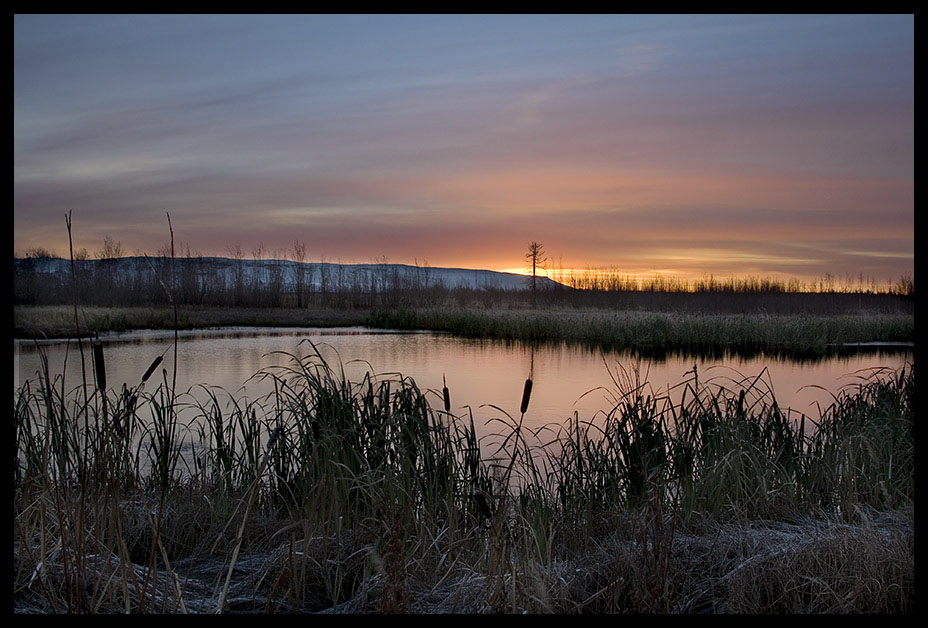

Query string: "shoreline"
[[13, 305, 915, 357]]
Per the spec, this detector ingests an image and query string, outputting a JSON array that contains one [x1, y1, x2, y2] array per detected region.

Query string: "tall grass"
[[364, 307, 914, 358], [536, 362, 914, 533], [12, 340, 914, 613]]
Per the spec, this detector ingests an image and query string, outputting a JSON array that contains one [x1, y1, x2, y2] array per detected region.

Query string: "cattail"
[[141, 355, 163, 384], [92, 337, 106, 393], [520, 378, 533, 414], [93, 336, 113, 430], [442, 373, 451, 413]]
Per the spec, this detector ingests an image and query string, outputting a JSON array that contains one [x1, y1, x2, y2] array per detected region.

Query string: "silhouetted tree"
[[525, 241, 547, 308], [227, 243, 245, 306], [292, 240, 307, 308]]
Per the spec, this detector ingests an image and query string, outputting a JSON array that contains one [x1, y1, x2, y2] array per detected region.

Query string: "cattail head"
[[520, 378, 533, 415], [442, 373, 450, 413], [92, 338, 106, 392], [141, 355, 164, 384]]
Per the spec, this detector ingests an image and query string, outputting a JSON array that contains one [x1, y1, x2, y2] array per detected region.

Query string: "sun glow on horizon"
[[491, 264, 912, 293], [13, 15, 913, 286]]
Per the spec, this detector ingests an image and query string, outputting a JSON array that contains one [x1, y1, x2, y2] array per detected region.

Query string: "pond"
[[14, 327, 913, 452]]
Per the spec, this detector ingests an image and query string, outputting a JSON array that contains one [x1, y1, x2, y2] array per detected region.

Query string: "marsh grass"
[[13, 305, 376, 341], [14, 305, 913, 360], [12, 339, 914, 613], [363, 307, 913, 358]]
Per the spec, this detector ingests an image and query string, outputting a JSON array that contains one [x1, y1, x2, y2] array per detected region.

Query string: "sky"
[[13, 14, 914, 283]]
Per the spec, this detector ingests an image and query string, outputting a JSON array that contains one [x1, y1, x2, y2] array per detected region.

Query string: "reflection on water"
[[14, 327, 913, 442]]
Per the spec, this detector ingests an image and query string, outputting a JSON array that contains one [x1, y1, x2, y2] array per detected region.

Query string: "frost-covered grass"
[[12, 341, 915, 613]]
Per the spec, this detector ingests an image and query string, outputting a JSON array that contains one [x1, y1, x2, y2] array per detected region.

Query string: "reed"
[[12, 339, 914, 613], [364, 307, 914, 358]]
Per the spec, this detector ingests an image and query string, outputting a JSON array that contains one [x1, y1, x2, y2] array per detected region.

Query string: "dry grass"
[[365, 307, 914, 357], [14, 506, 913, 614], [14, 305, 914, 360], [12, 342, 915, 614], [13, 305, 370, 339]]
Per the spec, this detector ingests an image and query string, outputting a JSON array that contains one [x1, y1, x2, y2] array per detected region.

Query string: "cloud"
[[13, 14, 913, 282]]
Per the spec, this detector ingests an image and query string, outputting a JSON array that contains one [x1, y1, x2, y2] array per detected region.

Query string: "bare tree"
[[227, 243, 245, 306], [377, 255, 390, 305], [252, 243, 265, 305], [97, 235, 124, 260], [292, 239, 307, 308], [269, 247, 284, 307], [319, 254, 329, 304], [336, 258, 345, 299], [178, 242, 204, 305], [24, 246, 59, 259], [525, 241, 547, 308], [95, 235, 125, 303]]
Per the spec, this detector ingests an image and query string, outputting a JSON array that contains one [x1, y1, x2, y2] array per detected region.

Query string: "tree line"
[[13, 235, 914, 315]]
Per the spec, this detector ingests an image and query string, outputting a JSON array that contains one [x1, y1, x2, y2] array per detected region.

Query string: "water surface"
[[14, 327, 913, 448]]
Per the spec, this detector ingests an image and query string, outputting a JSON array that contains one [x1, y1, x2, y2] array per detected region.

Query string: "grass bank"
[[13, 341, 915, 613], [13, 305, 370, 339], [14, 305, 914, 358], [364, 307, 914, 357]]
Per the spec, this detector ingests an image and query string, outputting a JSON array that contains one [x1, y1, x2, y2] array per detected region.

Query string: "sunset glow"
[[14, 14, 913, 284]]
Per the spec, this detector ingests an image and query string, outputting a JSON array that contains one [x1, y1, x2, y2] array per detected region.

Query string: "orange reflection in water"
[[16, 329, 911, 450]]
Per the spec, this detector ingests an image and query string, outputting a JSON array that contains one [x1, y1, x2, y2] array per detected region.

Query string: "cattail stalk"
[[121, 354, 166, 431]]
